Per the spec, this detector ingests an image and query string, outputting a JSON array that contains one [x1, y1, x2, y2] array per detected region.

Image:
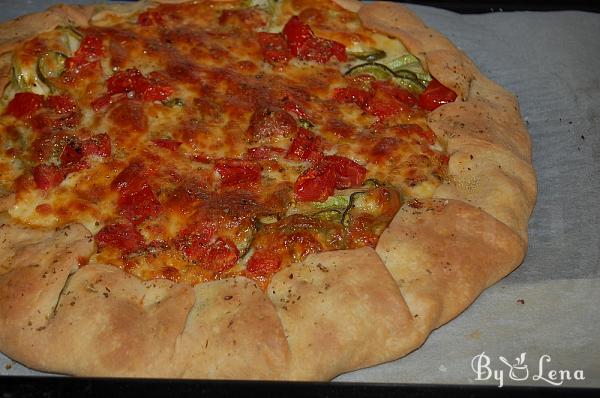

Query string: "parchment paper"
[[0, 1, 598, 387]]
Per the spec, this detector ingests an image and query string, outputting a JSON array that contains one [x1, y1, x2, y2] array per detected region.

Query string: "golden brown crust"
[[376, 199, 526, 332], [0, 4, 94, 55], [173, 277, 291, 379], [269, 247, 425, 380], [34, 263, 194, 376], [0, 223, 93, 369], [0, 0, 536, 380]]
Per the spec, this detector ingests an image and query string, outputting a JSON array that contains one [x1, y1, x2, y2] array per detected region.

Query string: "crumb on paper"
[[516, 299, 525, 304], [4, 361, 13, 370], [467, 330, 481, 340], [439, 364, 447, 372]]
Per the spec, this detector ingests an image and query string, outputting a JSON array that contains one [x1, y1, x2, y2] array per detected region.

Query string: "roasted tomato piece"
[[138, 10, 164, 26], [215, 159, 261, 188], [5, 93, 44, 119], [364, 89, 409, 119], [95, 223, 145, 253], [246, 106, 297, 142], [65, 35, 104, 70], [32, 164, 64, 191], [112, 163, 146, 194], [371, 80, 417, 106], [335, 81, 415, 119], [332, 87, 370, 107], [418, 79, 457, 111], [282, 16, 313, 48], [281, 100, 311, 122], [93, 69, 174, 111], [45, 95, 78, 114], [106, 69, 174, 102], [245, 146, 286, 160], [58, 134, 111, 167], [296, 37, 347, 63], [178, 222, 216, 248], [117, 184, 161, 224], [258, 32, 291, 64], [286, 128, 322, 162], [81, 133, 112, 157], [184, 237, 239, 272], [113, 163, 161, 224], [59, 142, 83, 165], [324, 118, 354, 138], [152, 139, 182, 151], [91, 93, 125, 112], [60, 159, 89, 176], [76, 35, 104, 59], [282, 16, 346, 63], [322, 155, 367, 189], [246, 250, 282, 277], [294, 163, 336, 202]]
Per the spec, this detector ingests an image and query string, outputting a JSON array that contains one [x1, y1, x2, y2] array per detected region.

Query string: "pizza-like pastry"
[[0, 0, 536, 380]]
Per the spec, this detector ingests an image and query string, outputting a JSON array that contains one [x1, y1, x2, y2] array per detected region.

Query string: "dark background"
[[398, 0, 600, 12]]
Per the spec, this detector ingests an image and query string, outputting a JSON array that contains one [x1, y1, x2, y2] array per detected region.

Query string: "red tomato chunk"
[[32, 164, 64, 191], [95, 223, 145, 253], [183, 237, 239, 272], [418, 79, 457, 111], [5, 93, 44, 119], [294, 155, 367, 202], [282, 16, 346, 63], [215, 159, 261, 188]]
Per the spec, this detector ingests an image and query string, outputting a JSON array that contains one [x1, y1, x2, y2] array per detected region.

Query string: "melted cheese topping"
[[0, 0, 449, 287]]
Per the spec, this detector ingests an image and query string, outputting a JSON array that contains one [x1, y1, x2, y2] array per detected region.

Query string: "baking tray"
[[0, 0, 599, 396]]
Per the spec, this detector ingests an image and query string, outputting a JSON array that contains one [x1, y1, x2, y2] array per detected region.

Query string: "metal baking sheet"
[[0, 1, 598, 388]]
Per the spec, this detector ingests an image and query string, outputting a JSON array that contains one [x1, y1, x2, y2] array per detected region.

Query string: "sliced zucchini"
[[347, 48, 387, 62], [288, 194, 350, 219], [37, 51, 67, 81], [341, 185, 402, 228], [258, 215, 278, 225], [298, 118, 314, 129], [392, 76, 426, 94], [57, 26, 83, 54], [311, 194, 350, 211], [162, 97, 185, 107], [345, 62, 396, 80], [11, 54, 51, 95], [386, 54, 432, 86], [314, 209, 343, 222], [341, 190, 367, 227], [363, 178, 383, 188], [1, 81, 17, 104], [345, 62, 425, 94]]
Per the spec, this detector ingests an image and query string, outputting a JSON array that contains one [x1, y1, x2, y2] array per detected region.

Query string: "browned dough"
[[0, 0, 536, 380]]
